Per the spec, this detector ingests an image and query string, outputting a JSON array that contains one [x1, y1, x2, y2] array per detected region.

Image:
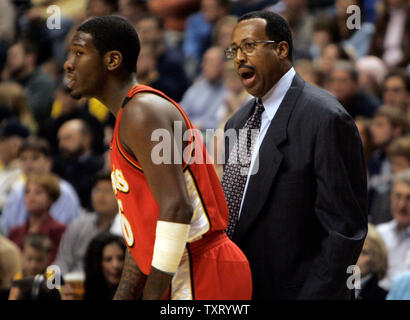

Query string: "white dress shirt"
[[238, 67, 296, 218]]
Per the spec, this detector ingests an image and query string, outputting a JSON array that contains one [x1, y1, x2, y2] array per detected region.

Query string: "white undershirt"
[[238, 67, 296, 218]]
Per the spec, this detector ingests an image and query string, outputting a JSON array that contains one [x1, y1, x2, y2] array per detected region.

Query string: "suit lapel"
[[234, 74, 305, 243]]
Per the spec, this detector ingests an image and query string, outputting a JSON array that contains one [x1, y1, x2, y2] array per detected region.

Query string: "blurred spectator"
[[8, 173, 66, 263], [38, 83, 105, 156], [382, 69, 410, 112], [369, 106, 407, 221], [386, 271, 410, 300], [230, 0, 274, 16], [389, 135, 410, 176], [309, 12, 341, 59], [267, 0, 314, 57], [0, 234, 22, 299], [147, 0, 200, 48], [136, 43, 159, 86], [294, 59, 318, 85], [0, 118, 29, 212], [119, 0, 148, 25], [355, 224, 388, 300], [53, 119, 105, 209], [212, 60, 251, 178], [355, 56, 388, 99], [135, 14, 190, 102], [83, 232, 125, 300], [14, 234, 52, 279], [212, 15, 238, 50], [355, 116, 375, 174], [333, 0, 375, 59], [370, 0, 410, 68], [217, 60, 251, 128], [183, 0, 230, 80], [180, 46, 227, 130], [315, 43, 352, 87], [8, 275, 61, 300], [328, 60, 380, 118], [0, 0, 16, 46], [1, 39, 55, 126], [370, 135, 410, 225], [53, 172, 119, 275], [0, 0, 16, 73], [1, 137, 81, 235], [377, 169, 410, 290], [0, 81, 38, 133], [86, 0, 119, 17]]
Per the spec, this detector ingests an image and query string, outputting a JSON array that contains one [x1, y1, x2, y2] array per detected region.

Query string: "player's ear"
[[105, 50, 122, 71]]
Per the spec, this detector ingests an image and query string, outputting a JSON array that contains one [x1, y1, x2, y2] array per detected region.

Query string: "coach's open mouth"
[[239, 67, 256, 87]]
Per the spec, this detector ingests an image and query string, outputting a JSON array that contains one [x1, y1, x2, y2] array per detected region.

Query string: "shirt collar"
[[260, 67, 296, 121]]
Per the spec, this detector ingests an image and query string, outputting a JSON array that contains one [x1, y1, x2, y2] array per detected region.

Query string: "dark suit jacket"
[[224, 73, 368, 299], [356, 275, 387, 300]]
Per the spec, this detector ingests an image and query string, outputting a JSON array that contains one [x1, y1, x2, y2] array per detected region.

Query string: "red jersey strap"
[[117, 85, 195, 171]]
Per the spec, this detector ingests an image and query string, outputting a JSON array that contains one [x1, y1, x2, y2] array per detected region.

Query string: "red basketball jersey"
[[110, 85, 229, 275]]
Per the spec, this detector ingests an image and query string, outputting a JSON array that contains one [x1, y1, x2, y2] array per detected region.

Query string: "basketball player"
[[64, 16, 252, 300]]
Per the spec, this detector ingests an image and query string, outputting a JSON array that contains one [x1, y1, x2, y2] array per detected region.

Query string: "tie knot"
[[255, 99, 265, 115]]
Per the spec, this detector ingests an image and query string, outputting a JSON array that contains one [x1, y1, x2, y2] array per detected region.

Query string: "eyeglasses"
[[224, 39, 278, 59]]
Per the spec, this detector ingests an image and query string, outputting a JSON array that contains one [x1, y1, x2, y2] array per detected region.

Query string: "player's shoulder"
[[121, 91, 174, 127]]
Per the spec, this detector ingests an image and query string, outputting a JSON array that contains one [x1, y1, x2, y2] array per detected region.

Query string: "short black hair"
[[93, 170, 111, 188], [78, 15, 140, 74], [384, 69, 410, 92], [136, 12, 164, 30], [238, 11, 293, 62], [19, 136, 51, 157]]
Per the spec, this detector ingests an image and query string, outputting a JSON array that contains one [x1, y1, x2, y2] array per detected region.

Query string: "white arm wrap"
[[151, 220, 190, 274]]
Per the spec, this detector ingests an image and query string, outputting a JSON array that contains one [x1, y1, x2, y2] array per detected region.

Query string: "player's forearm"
[[142, 267, 173, 300], [113, 249, 147, 300]]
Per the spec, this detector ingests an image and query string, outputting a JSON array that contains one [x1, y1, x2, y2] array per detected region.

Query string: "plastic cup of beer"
[[64, 271, 85, 300]]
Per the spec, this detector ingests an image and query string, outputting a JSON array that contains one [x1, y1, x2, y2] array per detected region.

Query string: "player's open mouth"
[[239, 67, 256, 87]]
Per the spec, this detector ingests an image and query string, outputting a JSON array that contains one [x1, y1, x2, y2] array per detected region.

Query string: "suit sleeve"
[[298, 111, 368, 299]]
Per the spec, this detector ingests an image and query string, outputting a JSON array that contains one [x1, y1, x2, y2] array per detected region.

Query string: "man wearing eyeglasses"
[[221, 11, 368, 300]]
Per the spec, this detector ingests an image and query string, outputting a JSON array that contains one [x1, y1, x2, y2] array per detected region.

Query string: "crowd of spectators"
[[0, 0, 409, 300]]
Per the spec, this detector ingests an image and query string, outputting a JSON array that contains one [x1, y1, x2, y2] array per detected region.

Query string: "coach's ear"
[[105, 50, 123, 71]]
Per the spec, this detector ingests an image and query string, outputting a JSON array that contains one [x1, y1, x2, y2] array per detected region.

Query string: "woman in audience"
[[355, 224, 388, 300], [8, 173, 66, 264], [83, 232, 126, 300]]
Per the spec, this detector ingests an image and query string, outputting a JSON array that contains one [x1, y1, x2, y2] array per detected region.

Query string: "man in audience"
[[1, 137, 81, 235], [183, 0, 230, 79], [382, 69, 410, 113], [369, 106, 407, 217], [0, 118, 29, 213], [377, 169, 410, 290], [134, 13, 189, 102], [38, 83, 106, 156], [328, 60, 381, 118], [53, 119, 104, 209], [0, 40, 55, 126], [370, 135, 410, 225], [14, 234, 52, 279], [179, 46, 227, 130], [53, 172, 119, 275]]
